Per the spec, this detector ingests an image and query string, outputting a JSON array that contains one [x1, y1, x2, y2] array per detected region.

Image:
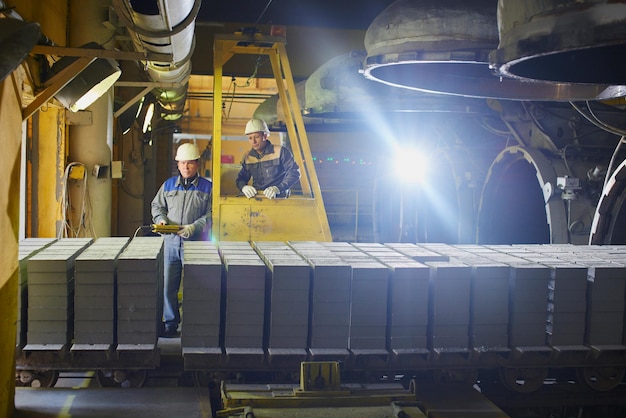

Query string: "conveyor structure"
[[14, 237, 626, 415]]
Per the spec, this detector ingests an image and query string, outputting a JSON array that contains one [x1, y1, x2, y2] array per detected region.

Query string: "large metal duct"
[[362, 0, 624, 101], [112, 0, 200, 120], [303, 51, 491, 118], [256, 51, 493, 125], [491, 0, 626, 86], [477, 146, 599, 245]]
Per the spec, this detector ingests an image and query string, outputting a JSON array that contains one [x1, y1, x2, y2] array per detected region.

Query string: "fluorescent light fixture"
[[50, 42, 121, 112], [142, 102, 155, 133], [53, 57, 121, 112]]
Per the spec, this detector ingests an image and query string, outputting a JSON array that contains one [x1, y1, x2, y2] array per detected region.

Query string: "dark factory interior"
[[4, 0, 626, 417]]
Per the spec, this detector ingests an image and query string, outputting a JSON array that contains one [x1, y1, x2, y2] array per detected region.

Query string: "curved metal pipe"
[[112, 0, 201, 120], [590, 157, 626, 245]]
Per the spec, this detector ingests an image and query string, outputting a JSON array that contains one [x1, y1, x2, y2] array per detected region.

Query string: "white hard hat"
[[245, 118, 270, 135], [175, 143, 201, 161]]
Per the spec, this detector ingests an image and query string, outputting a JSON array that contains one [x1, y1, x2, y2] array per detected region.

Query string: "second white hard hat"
[[175, 143, 201, 161], [245, 118, 270, 135]]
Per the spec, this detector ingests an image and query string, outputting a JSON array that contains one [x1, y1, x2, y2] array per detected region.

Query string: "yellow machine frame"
[[217, 362, 423, 417], [212, 32, 332, 242]]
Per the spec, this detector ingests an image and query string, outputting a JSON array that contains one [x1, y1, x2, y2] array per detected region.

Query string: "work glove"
[[242, 185, 257, 198], [264, 186, 280, 199], [177, 224, 195, 239]]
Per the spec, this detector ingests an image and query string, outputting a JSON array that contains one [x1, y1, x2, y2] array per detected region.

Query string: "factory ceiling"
[[189, 0, 397, 78], [196, 0, 397, 30]]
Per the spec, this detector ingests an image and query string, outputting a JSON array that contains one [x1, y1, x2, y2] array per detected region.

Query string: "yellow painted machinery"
[[217, 361, 425, 418], [211, 32, 331, 242]]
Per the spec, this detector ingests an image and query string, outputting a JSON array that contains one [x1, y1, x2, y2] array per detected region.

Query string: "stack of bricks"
[[254, 242, 310, 356], [219, 242, 266, 353], [290, 241, 351, 356], [491, 247, 551, 347], [354, 244, 430, 353], [540, 257, 588, 347], [73, 237, 130, 348], [323, 243, 389, 352], [17, 238, 56, 348], [415, 244, 484, 350], [25, 238, 93, 348], [468, 260, 510, 348], [429, 245, 510, 349], [116, 236, 164, 347], [382, 244, 445, 353], [585, 249, 626, 346], [425, 260, 472, 349], [181, 240, 222, 350]]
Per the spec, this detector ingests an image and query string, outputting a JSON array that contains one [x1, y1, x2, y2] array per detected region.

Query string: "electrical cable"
[[586, 101, 626, 136], [568, 103, 626, 192], [223, 57, 264, 121], [517, 102, 608, 143], [255, 0, 274, 25], [477, 116, 510, 137], [133, 225, 153, 238], [59, 162, 91, 239], [569, 101, 626, 136]]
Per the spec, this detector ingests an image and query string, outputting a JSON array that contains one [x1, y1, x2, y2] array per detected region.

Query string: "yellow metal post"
[[212, 37, 224, 243], [211, 32, 332, 242]]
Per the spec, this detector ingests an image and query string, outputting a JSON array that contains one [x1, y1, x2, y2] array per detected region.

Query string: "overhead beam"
[[22, 56, 95, 121], [31, 45, 173, 63]]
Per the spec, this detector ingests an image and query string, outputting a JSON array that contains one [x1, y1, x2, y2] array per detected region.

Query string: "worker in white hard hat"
[[151, 142, 212, 338], [236, 118, 301, 199]]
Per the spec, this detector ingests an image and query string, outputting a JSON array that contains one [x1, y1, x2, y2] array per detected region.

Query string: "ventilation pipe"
[[112, 0, 201, 121], [362, 0, 624, 101], [491, 0, 626, 86]]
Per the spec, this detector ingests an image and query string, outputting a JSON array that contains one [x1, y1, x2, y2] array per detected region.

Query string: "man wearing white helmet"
[[151, 142, 212, 337], [236, 118, 301, 199]]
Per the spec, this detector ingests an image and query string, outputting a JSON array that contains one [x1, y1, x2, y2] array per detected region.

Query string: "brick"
[[349, 337, 386, 349], [224, 336, 263, 348], [181, 335, 219, 347]]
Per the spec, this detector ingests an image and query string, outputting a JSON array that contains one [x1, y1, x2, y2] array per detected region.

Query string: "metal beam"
[[113, 81, 182, 118], [31, 45, 172, 63], [22, 56, 95, 121]]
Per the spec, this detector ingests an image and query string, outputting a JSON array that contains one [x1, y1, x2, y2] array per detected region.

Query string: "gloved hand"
[[177, 224, 195, 239], [264, 186, 280, 199], [242, 185, 257, 198]]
